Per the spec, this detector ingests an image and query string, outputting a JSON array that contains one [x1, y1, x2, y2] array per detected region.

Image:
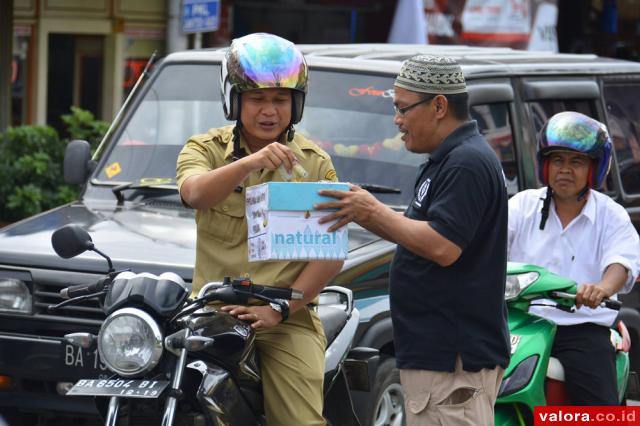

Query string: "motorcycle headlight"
[[0, 278, 32, 314], [505, 272, 539, 300], [98, 307, 163, 377]]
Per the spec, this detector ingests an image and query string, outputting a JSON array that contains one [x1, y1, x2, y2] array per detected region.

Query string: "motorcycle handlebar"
[[246, 284, 304, 301], [197, 278, 304, 305], [60, 277, 108, 299], [550, 291, 622, 311], [603, 298, 623, 311]]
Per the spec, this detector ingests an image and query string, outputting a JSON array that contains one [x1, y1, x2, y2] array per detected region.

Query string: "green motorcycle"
[[495, 262, 631, 425]]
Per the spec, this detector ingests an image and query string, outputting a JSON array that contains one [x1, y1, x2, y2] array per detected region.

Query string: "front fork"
[[102, 329, 191, 426], [105, 397, 120, 426], [161, 329, 191, 426]]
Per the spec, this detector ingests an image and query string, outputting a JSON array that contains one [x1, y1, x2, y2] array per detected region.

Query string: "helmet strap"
[[542, 158, 550, 185], [231, 122, 246, 193], [539, 186, 553, 230], [232, 121, 246, 161], [577, 186, 590, 201], [577, 163, 593, 201], [286, 124, 295, 142]]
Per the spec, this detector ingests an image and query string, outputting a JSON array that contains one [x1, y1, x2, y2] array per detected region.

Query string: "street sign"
[[182, 0, 220, 34]]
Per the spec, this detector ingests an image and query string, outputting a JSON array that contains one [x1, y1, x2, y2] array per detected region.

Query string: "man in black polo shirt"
[[316, 55, 510, 425]]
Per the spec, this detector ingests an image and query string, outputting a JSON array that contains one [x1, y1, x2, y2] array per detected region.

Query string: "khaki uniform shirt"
[[176, 125, 338, 294]]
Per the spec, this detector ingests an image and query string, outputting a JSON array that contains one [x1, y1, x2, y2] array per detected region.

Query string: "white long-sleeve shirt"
[[508, 187, 640, 326]]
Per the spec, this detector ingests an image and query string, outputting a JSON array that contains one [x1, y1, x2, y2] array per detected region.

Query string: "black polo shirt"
[[389, 121, 510, 372]]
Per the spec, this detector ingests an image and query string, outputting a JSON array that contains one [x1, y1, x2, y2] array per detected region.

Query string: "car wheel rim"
[[374, 383, 404, 426]]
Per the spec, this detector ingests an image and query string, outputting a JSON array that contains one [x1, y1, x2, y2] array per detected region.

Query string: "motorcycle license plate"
[[67, 378, 170, 398], [63, 343, 109, 378]]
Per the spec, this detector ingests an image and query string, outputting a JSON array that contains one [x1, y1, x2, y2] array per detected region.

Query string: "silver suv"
[[1, 44, 640, 425]]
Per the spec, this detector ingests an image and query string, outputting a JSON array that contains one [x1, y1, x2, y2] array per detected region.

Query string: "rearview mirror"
[[51, 225, 94, 259], [64, 140, 96, 185]]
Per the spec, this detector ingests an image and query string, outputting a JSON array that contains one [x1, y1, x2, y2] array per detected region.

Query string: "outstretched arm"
[[576, 263, 629, 309], [316, 185, 461, 266]]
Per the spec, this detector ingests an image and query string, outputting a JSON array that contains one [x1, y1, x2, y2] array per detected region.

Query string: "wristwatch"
[[269, 299, 290, 322]]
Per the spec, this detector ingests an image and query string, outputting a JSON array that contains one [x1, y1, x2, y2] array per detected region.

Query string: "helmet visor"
[[542, 111, 609, 156], [227, 33, 307, 93]]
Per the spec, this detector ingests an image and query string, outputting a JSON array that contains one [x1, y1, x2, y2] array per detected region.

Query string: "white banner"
[[388, 0, 428, 44], [528, 2, 558, 51]]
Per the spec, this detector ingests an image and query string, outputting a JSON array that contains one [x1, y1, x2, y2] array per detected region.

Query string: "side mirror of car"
[[64, 140, 97, 185], [51, 225, 94, 259]]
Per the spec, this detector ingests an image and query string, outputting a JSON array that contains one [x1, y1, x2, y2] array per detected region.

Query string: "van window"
[[470, 103, 517, 195], [300, 71, 423, 207], [528, 100, 596, 135], [99, 65, 422, 207], [98, 64, 225, 183], [603, 83, 640, 196]]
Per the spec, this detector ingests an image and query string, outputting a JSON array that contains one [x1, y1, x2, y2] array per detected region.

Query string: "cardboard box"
[[246, 182, 349, 261]]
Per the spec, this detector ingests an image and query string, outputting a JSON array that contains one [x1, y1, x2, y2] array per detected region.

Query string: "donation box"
[[246, 182, 349, 262]]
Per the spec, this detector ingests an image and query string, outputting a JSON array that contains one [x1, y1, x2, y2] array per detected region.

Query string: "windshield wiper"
[[352, 183, 401, 194], [112, 181, 177, 205]]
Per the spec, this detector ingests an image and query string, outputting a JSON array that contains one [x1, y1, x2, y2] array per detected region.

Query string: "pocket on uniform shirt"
[[201, 200, 246, 245]]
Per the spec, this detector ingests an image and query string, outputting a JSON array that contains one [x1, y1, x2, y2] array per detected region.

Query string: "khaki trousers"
[[400, 356, 504, 426], [255, 307, 327, 426]]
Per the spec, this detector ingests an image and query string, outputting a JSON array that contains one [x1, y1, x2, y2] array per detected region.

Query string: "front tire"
[[369, 357, 405, 426]]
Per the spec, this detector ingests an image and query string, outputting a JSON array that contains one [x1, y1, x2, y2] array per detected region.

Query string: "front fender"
[[356, 316, 393, 352]]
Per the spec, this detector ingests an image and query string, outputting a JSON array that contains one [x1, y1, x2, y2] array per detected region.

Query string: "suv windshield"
[[95, 63, 423, 206]]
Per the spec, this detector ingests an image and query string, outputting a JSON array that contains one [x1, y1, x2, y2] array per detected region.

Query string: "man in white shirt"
[[508, 111, 640, 405]]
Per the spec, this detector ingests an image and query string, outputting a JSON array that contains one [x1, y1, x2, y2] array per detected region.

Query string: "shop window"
[[12, 26, 31, 125], [123, 31, 165, 100]]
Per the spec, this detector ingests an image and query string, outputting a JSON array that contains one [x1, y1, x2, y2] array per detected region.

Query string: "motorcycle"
[[495, 262, 634, 425], [50, 224, 377, 425]]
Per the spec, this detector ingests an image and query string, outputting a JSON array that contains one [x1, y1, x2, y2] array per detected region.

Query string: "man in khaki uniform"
[[176, 33, 343, 425]]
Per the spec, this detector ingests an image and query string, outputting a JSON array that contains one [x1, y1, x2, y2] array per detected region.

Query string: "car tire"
[[369, 357, 405, 426]]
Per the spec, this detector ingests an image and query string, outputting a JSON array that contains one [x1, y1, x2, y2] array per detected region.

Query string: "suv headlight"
[[98, 307, 163, 377], [505, 272, 539, 300], [0, 278, 32, 314]]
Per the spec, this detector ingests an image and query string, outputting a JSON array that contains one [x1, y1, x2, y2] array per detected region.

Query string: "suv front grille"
[[33, 281, 105, 322]]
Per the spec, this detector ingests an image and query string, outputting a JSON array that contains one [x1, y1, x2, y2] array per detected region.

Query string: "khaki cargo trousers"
[[400, 356, 504, 426], [255, 307, 327, 426]]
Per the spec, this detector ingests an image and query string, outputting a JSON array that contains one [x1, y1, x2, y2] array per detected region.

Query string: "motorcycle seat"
[[317, 305, 349, 346]]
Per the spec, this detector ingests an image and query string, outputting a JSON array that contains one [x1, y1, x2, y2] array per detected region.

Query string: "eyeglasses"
[[393, 96, 435, 116]]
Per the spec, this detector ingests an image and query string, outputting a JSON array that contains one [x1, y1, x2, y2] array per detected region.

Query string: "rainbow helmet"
[[538, 111, 612, 188], [221, 33, 308, 124]]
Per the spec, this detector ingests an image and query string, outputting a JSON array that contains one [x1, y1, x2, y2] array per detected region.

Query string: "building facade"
[[10, 0, 393, 130], [13, 0, 171, 128]]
